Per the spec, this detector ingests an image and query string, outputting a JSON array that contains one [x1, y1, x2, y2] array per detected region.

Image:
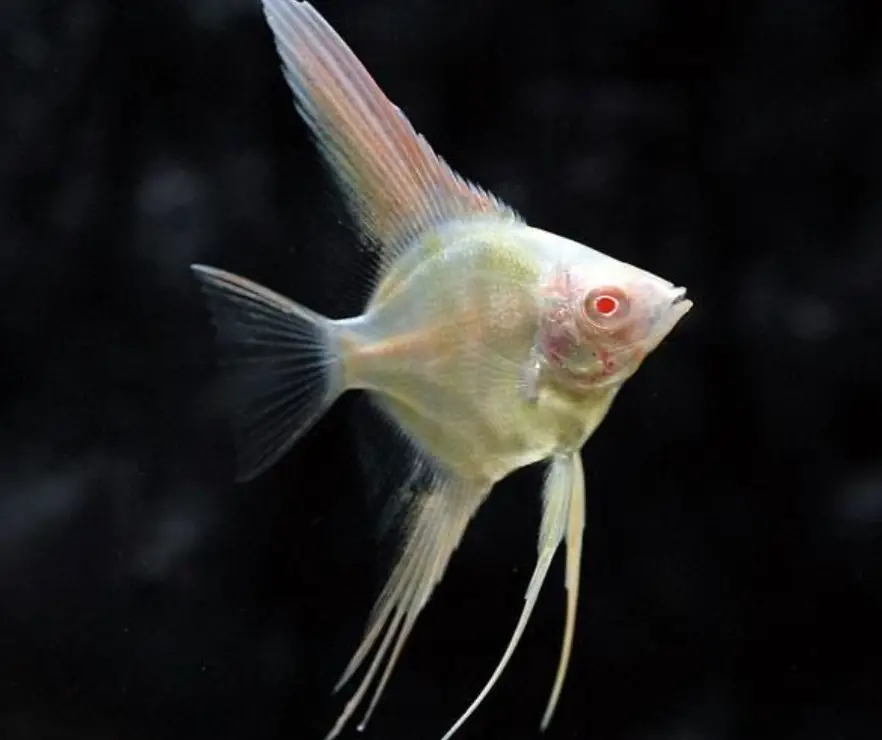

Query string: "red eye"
[[583, 287, 630, 322], [593, 295, 619, 316]]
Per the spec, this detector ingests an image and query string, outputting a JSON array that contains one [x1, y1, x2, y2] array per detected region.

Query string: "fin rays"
[[541, 451, 585, 729], [190, 264, 345, 481], [261, 0, 520, 283], [194, 4, 596, 739], [439, 453, 585, 740], [325, 474, 490, 740]]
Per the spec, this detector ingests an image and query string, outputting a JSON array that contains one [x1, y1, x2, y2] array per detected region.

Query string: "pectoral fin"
[[439, 452, 585, 740]]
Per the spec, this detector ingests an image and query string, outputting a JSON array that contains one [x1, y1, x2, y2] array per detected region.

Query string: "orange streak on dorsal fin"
[[261, 0, 521, 276]]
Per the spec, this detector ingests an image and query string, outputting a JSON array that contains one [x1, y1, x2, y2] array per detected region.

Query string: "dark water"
[[1, 1, 880, 738]]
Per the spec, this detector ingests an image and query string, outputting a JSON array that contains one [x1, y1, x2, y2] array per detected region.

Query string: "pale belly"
[[347, 320, 616, 483], [372, 381, 559, 483]]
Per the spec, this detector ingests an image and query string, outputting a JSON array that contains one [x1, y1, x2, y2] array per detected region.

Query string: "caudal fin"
[[191, 264, 346, 482]]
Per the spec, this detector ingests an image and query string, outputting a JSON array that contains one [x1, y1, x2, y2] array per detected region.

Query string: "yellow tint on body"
[[190, 2, 693, 739]]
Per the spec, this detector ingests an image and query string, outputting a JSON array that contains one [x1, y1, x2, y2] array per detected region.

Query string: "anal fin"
[[325, 472, 491, 740]]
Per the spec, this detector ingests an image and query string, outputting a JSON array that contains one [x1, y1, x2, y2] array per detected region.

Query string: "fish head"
[[537, 251, 692, 391]]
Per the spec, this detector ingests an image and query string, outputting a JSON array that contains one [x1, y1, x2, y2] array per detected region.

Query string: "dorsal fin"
[[261, 0, 521, 279]]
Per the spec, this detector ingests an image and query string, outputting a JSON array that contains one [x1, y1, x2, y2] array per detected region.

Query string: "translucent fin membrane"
[[191, 264, 344, 481], [325, 473, 490, 740], [261, 0, 520, 282]]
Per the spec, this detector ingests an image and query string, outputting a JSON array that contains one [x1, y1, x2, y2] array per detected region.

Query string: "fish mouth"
[[669, 286, 693, 316], [644, 286, 692, 352]]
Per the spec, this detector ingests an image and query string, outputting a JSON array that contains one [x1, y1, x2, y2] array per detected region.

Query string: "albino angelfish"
[[191, 1, 693, 738]]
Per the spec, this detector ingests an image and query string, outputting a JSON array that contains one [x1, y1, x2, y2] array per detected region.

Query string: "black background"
[[2, 1, 881, 738]]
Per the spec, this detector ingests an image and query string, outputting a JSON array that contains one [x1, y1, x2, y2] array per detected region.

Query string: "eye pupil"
[[594, 295, 618, 316]]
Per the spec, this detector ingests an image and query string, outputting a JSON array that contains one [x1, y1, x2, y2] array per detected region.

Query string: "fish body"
[[191, 2, 693, 739], [345, 220, 641, 482]]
